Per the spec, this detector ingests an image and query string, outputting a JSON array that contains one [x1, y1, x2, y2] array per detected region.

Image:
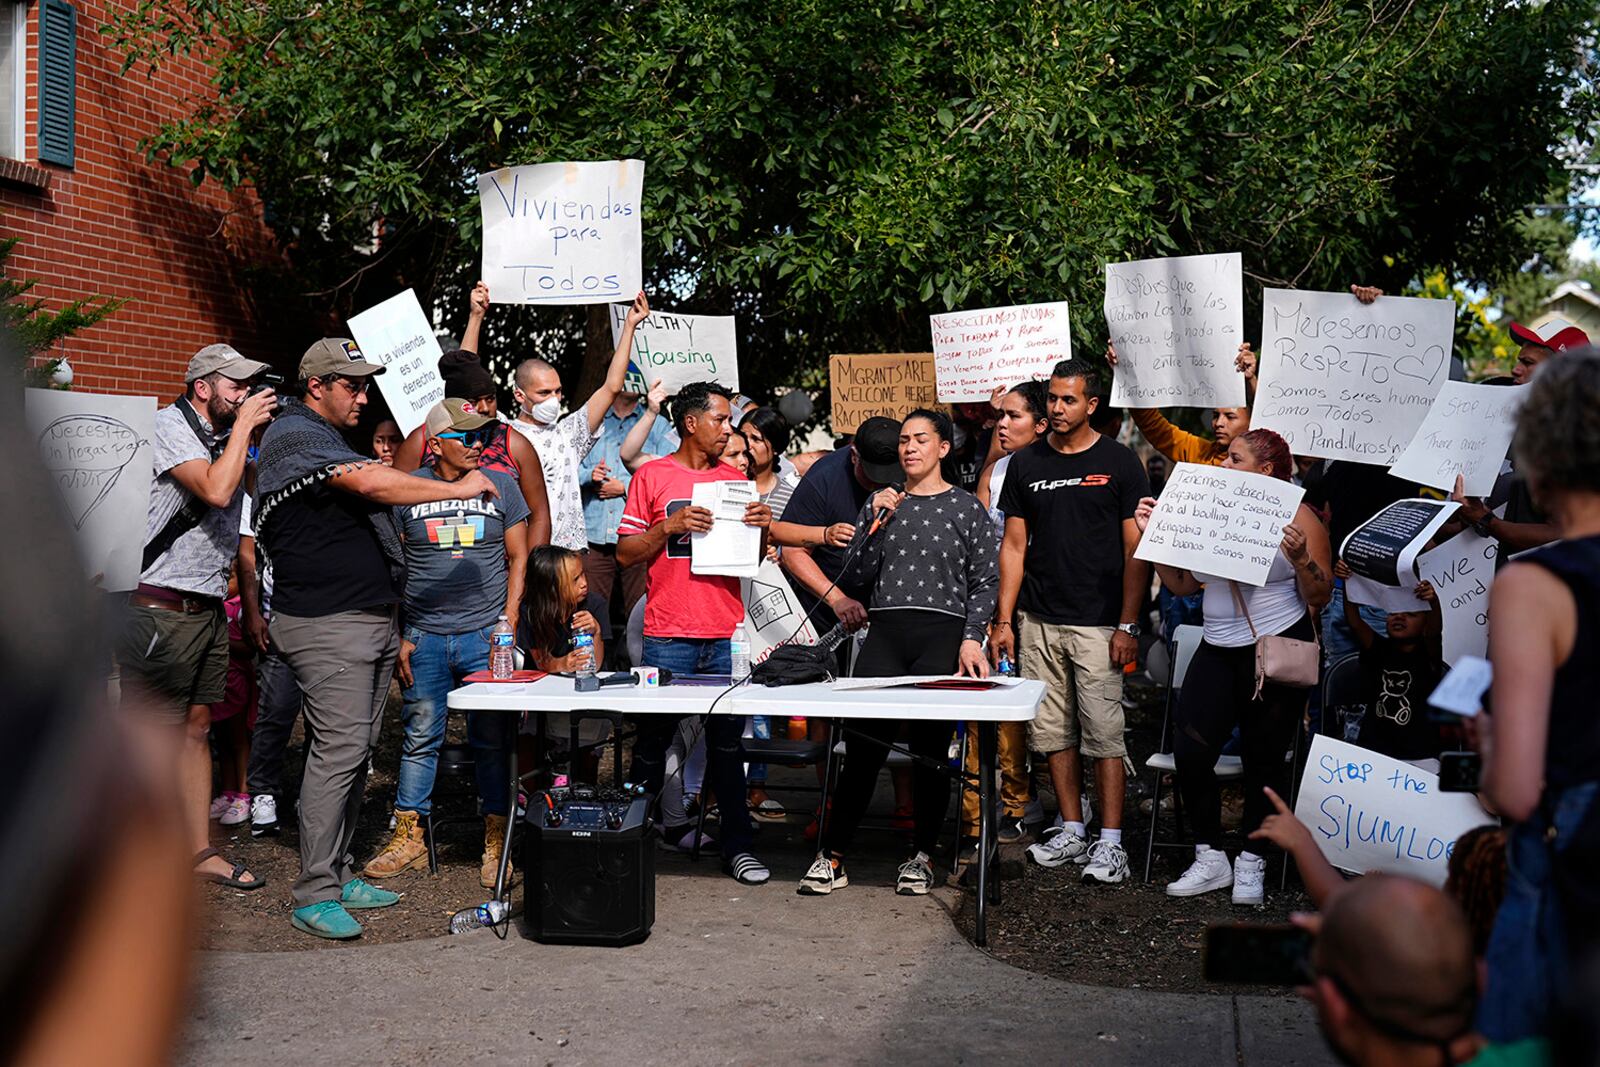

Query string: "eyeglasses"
[[319, 375, 371, 396], [437, 428, 494, 448]]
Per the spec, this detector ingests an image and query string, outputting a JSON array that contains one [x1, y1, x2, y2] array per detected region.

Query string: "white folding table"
[[448, 675, 1044, 945]]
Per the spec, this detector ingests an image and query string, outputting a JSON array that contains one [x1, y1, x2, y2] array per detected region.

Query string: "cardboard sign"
[[1295, 734, 1494, 886], [478, 159, 644, 305], [1105, 252, 1246, 408], [1253, 289, 1455, 464], [1389, 381, 1526, 497], [742, 560, 819, 664], [828, 353, 946, 433], [609, 305, 738, 395], [346, 289, 446, 436], [1415, 528, 1497, 666], [1340, 498, 1459, 612], [1133, 463, 1305, 587], [930, 301, 1072, 401], [27, 389, 156, 591]]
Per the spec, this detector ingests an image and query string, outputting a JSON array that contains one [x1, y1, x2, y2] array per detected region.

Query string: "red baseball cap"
[[1507, 319, 1590, 353]]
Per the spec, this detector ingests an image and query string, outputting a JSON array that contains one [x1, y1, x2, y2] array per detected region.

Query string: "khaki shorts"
[[116, 603, 229, 724], [1018, 615, 1125, 758]]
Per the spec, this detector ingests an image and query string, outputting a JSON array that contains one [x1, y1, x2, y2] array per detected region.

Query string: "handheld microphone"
[[867, 483, 905, 536]]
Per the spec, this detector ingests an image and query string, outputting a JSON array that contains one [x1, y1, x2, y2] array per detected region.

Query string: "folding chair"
[[1319, 653, 1365, 739]]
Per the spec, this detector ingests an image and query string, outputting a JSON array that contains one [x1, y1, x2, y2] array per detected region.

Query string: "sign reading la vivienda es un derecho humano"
[[1253, 288, 1456, 465], [346, 289, 445, 437], [609, 305, 739, 396], [478, 159, 644, 306], [828, 353, 947, 433], [930, 301, 1072, 402], [1105, 252, 1246, 409], [1134, 463, 1305, 587]]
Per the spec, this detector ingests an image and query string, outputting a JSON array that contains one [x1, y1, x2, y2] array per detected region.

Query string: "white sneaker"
[[1081, 839, 1129, 884], [1027, 829, 1090, 868], [208, 794, 232, 821], [896, 853, 935, 896], [218, 794, 251, 827], [1232, 853, 1266, 905], [250, 794, 280, 837], [1166, 847, 1234, 898], [797, 853, 848, 895]]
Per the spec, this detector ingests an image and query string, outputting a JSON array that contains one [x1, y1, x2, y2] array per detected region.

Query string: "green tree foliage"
[[109, 1, 1596, 401], [1, 228, 124, 387]]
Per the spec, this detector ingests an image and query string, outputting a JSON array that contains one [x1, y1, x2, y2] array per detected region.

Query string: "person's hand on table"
[[957, 639, 991, 678]]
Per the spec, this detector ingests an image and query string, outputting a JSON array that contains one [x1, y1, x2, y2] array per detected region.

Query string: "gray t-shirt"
[[139, 401, 244, 598], [394, 468, 529, 635]]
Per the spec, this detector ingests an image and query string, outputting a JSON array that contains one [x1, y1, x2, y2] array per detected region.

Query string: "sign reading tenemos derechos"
[[1252, 289, 1455, 465], [478, 160, 644, 305]]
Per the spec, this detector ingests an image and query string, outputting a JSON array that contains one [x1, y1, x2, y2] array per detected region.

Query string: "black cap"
[[853, 416, 904, 486]]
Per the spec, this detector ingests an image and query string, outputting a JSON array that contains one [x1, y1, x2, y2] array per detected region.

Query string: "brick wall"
[[1, 0, 284, 398]]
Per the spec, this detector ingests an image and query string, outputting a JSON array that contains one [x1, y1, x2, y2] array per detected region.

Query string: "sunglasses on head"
[[437, 427, 493, 448]]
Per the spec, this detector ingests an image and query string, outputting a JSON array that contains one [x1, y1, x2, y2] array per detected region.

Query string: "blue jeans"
[[395, 626, 512, 817], [747, 716, 770, 785], [1159, 589, 1204, 640], [1321, 580, 1388, 664], [634, 636, 753, 858], [1480, 781, 1599, 1042]]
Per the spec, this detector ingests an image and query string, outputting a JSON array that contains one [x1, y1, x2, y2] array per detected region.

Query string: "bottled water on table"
[[489, 614, 515, 679], [730, 622, 751, 681], [571, 620, 596, 680]]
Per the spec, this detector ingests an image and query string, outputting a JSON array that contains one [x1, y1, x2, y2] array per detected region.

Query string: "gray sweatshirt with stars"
[[846, 486, 999, 643]]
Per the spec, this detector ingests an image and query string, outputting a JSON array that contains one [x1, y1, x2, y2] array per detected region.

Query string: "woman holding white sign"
[[1133, 428, 1332, 905]]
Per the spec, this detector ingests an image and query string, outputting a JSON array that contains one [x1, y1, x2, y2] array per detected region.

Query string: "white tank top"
[[1193, 550, 1306, 648], [986, 454, 1013, 538]]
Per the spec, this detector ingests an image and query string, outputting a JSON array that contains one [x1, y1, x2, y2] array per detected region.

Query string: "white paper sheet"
[[1389, 381, 1527, 497], [690, 479, 761, 577], [1427, 656, 1492, 717], [1105, 252, 1246, 408], [1133, 463, 1305, 587]]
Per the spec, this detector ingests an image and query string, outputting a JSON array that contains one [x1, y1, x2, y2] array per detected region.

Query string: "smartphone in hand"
[[1203, 923, 1315, 986]]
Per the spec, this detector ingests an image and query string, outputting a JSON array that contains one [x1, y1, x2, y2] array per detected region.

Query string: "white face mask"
[[523, 395, 562, 425]]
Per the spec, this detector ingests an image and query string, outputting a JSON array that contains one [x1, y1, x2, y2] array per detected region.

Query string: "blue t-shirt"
[[395, 468, 529, 635], [580, 405, 679, 545]]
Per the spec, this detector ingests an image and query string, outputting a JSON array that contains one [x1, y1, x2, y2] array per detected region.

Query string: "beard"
[[206, 393, 240, 428]]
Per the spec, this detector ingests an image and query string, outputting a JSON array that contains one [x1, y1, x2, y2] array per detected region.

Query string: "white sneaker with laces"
[[797, 853, 848, 895], [1027, 829, 1090, 868], [1166, 847, 1234, 898], [218, 795, 251, 827], [209, 795, 232, 821], [1081, 839, 1129, 884], [896, 853, 935, 896], [250, 794, 280, 837], [1232, 853, 1267, 905]]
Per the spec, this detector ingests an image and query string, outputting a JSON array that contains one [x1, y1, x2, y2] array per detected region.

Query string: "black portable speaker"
[[520, 790, 655, 946]]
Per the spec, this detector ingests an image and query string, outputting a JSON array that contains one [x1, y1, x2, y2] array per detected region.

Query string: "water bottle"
[[571, 620, 596, 679], [730, 622, 751, 681], [490, 614, 515, 679], [997, 652, 1014, 677], [448, 898, 509, 934]]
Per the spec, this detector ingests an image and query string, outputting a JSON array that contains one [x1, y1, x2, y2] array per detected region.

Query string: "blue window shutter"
[[39, 0, 77, 167]]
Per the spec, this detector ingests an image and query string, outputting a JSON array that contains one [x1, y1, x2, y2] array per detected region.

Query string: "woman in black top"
[[798, 410, 998, 899], [1479, 351, 1600, 1042]]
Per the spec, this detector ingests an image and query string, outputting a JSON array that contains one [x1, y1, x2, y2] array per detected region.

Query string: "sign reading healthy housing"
[[1105, 252, 1245, 409], [1253, 289, 1455, 465], [478, 160, 644, 305], [608, 305, 738, 395]]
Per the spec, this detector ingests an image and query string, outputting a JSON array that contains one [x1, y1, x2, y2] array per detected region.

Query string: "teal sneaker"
[[290, 900, 363, 940], [341, 877, 400, 910]]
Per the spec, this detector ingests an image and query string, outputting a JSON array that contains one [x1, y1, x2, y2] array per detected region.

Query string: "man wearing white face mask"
[[505, 291, 653, 551]]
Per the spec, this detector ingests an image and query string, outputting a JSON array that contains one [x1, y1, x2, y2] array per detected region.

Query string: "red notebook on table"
[[461, 669, 548, 684]]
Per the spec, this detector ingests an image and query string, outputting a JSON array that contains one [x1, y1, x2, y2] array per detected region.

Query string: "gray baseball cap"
[[299, 337, 388, 380], [184, 343, 271, 383]]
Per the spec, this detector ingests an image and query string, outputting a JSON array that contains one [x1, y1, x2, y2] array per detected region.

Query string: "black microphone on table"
[[867, 483, 905, 537]]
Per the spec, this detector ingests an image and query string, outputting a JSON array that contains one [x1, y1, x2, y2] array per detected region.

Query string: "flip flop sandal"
[[193, 847, 266, 891], [750, 798, 788, 822]]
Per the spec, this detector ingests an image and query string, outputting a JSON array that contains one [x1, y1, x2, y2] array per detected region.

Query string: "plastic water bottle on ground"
[[730, 622, 751, 681], [448, 899, 509, 933], [490, 615, 515, 679]]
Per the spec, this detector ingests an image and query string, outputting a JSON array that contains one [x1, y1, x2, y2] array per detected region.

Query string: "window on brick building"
[[0, 2, 24, 160]]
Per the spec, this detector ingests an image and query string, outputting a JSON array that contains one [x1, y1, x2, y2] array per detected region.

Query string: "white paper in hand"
[[690, 480, 761, 577], [1427, 656, 1492, 717]]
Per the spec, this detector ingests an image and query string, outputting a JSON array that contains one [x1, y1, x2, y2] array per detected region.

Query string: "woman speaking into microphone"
[[797, 409, 998, 899]]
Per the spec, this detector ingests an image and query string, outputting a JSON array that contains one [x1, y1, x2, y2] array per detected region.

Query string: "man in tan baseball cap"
[[185, 342, 271, 383], [296, 338, 387, 430], [297, 337, 389, 381]]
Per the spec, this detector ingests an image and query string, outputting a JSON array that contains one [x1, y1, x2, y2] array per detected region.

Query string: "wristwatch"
[[1116, 622, 1141, 637], [1470, 515, 1494, 539]]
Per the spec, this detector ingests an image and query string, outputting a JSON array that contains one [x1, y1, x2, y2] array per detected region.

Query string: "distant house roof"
[[1544, 280, 1600, 312]]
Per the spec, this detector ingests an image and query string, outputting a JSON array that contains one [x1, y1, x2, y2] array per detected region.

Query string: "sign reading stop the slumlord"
[[930, 301, 1071, 401], [478, 159, 644, 306]]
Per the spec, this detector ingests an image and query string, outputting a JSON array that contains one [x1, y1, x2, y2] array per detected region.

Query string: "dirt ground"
[[201, 673, 1315, 995]]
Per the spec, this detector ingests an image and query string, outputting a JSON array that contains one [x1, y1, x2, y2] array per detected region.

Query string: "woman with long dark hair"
[[1133, 427, 1332, 906], [741, 406, 799, 518]]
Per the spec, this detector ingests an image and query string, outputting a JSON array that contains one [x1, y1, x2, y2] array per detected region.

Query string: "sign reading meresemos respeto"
[[478, 160, 644, 305]]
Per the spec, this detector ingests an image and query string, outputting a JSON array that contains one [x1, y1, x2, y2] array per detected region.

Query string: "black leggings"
[[1173, 614, 1314, 849], [821, 610, 963, 858]]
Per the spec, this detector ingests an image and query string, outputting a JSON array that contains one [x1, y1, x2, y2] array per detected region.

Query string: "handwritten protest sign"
[[742, 560, 819, 664], [930, 301, 1071, 401], [1295, 734, 1494, 886], [478, 159, 643, 305], [1389, 381, 1526, 497], [347, 289, 445, 436], [27, 389, 156, 591], [1105, 253, 1245, 408], [1340, 498, 1459, 612], [1416, 529, 1497, 666], [828, 353, 947, 433], [1133, 463, 1304, 586], [609, 305, 738, 396], [1253, 290, 1455, 464]]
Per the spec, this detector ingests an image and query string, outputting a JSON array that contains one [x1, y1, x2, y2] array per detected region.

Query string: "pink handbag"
[[1230, 582, 1319, 699]]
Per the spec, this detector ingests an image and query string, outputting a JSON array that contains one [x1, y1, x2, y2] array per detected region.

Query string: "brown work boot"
[[363, 809, 428, 878], [481, 814, 517, 889]]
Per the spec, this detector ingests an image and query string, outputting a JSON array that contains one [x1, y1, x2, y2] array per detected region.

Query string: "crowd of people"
[[106, 279, 1600, 1062]]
